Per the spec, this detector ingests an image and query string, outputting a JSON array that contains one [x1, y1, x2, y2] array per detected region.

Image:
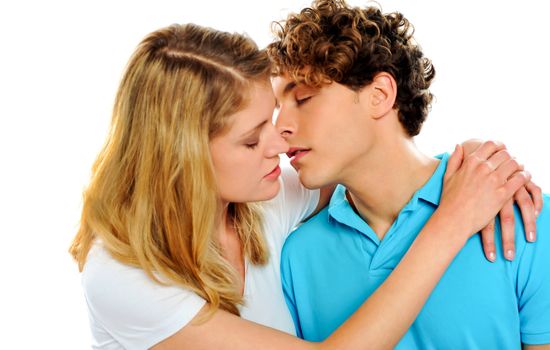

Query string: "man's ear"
[[363, 72, 397, 119]]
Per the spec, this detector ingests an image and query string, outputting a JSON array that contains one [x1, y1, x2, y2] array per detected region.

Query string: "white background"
[[0, 0, 548, 348]]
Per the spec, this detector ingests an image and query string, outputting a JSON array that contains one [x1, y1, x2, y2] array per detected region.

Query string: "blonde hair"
[[69, 23, 272, 317]]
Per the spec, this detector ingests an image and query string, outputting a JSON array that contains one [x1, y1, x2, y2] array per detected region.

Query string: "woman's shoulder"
[[82, 242, 145, 297], [81, 241, 206, 349], [82, 242, 205, 330]]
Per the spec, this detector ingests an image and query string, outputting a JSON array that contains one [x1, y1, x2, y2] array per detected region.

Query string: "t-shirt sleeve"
[[517, 195, 550, 345], [267, 164, 320, 241], [82, 246, 206, 350]]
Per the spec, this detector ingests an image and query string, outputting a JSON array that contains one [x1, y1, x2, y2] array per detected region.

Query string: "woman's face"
[[209, 82, 289, 203]]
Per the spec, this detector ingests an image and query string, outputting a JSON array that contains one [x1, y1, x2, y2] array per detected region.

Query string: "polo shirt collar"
[[412, 152, 450, 207], [327, 153, 450, 238], [328, 184, 375, 237]]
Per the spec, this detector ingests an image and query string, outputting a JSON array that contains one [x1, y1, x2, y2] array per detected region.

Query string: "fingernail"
[[528, 231, 536, 242], [535, 210, 539, 218], [505, 249, 515, 260], [488, 251, 496, 262]]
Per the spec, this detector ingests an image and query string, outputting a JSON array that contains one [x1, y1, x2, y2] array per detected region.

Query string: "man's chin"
[[298, 171, 327, 190]]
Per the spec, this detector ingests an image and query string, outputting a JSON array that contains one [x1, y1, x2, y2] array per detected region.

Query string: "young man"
[[267, 0, 550, 348]]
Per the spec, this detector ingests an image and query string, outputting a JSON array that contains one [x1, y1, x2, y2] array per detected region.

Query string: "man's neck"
[[341, 137, 439, 241]]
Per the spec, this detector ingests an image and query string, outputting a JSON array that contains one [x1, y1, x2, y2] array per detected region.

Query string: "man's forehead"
[[272, 73, 315, 97], [272, 74, 294, 89], [271, 75, 293, 103]]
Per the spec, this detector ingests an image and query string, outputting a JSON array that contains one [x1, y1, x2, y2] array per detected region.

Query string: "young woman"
[[70, 23, 539, 350]]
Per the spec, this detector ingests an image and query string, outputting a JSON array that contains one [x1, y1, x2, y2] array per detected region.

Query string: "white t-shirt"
[[81, 166, 319, 350]]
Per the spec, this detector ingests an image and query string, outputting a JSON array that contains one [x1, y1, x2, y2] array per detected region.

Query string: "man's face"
[[273, 75, 376, 189]]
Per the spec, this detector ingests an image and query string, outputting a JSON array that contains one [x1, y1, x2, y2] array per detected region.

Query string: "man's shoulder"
[[529, 192, 550, 243], [502, 193, 550, 268], [510, 193, 550, 246], [537, 193, 550, 222], [282, 206, 333, 257]]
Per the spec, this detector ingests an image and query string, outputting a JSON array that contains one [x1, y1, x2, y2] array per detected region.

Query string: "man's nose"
[[265, 124, 289, 157], [275, 107, 296, 139]]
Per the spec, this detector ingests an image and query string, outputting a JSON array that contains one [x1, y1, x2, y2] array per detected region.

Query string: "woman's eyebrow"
[[239, 120, 268, 139]]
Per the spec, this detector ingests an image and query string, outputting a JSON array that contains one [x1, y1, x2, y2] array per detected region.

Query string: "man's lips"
[[286, 147, 311, 164], [286, 147, 309, 158]]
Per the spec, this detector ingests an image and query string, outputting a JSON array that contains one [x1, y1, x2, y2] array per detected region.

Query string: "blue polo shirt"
[[281, 154, 550, 349]]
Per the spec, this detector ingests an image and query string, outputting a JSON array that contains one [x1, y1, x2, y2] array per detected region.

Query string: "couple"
[[70, 0, 549, 349]]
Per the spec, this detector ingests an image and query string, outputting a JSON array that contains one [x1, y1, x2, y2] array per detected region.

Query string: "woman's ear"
[[362, 72, 397, 119]]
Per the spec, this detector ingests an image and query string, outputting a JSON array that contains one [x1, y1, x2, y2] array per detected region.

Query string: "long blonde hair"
[[69, 23, 271, 317]]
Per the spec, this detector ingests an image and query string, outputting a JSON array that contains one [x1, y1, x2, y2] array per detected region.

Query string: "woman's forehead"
[[220, 83, 276, 138]]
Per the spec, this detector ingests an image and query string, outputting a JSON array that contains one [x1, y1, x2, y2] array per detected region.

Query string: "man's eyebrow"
[[275, 81, 297, 107], [239, 120, 268, 139], [283, 81, 297, 95]]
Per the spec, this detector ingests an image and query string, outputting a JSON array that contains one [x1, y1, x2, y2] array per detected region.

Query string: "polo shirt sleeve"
[[280, 241, 304, 338], [516, 194, 550, 345], [82, 245, 206, 350]]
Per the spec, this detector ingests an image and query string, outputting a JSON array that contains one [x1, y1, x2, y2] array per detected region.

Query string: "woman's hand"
[[437, 143, 531, 245], [462, 139, 543, 261]]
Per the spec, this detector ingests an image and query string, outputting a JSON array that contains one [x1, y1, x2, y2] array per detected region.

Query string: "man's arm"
[[523, 345, 550, 349]]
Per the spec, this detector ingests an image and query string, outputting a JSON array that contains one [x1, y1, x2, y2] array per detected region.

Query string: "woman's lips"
[[264, 165, 281, 180]]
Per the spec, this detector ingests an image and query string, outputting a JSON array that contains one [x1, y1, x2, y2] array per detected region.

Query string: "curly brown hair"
[[267, 0, 435, 136]]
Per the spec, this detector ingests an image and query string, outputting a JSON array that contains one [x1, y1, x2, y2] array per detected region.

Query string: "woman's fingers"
[[485, 150, 512, 171], [494, 158, 522, 185], [472, 140, 506, 160], [444, 141, 535, 258], [444, 144, 464, 181], [525, 180, 544, 218], [513, 187, 537, 242], [479, 171, 534, 261], [439, 144, 529, 241], [499, 199, 516, 261], [480, 219, 497, 262], [498, 171, 530, 261], [503, 171, 531, 196]]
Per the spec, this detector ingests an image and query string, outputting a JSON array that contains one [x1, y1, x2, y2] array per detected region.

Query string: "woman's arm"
[[306, 139, 543, 262], [150, 215, 471, 350], [523, 345, 550, 350], [152, 143, 529, 349], [150, 213, 487, 350]]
